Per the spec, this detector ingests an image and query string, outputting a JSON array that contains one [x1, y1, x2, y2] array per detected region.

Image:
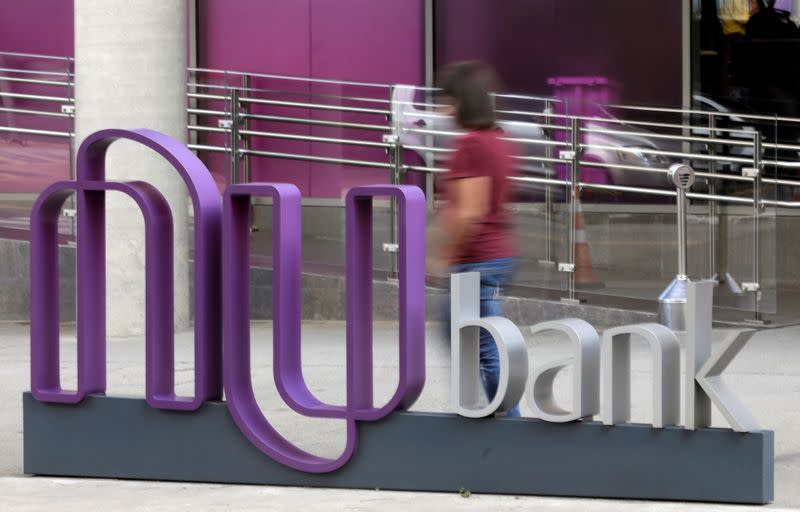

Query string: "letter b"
[[451, 272, 528, 418]]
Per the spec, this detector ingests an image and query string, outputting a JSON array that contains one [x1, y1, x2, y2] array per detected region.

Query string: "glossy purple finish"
[[222, 183, 426, 472], [30, 129, 223, 410]]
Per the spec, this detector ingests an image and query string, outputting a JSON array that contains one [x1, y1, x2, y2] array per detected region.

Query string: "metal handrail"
[[188, 66, 393, 89], [0, 126, 73, 138], [0, 91, 72, 103], [402, 127, 570, 148], [238, 95, 390, 116], [0, 75, 72, 87], [241, 148, 394, 169], [0, 106, 70, 118], [0, 50, 73, 61], [606, 102, 800, 124]]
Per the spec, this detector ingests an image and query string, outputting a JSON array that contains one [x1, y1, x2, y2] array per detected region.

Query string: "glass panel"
[[0, 53, 73, 234]]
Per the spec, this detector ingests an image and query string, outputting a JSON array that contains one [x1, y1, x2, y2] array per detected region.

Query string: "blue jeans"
[[449, 257, 521, 417]]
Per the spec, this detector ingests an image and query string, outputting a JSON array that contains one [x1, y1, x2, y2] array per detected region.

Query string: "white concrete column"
[[75, 0, 189, 336]]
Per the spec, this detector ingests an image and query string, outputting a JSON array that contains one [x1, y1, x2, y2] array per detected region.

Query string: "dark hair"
[[437, 61, 497, 130]]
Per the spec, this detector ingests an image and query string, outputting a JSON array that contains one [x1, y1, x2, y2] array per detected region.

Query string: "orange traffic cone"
[[573, 199, 602, 289]]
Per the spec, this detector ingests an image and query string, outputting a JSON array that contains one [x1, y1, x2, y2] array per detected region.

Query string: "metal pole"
[[658, 164, 696, 330], [677, 184, 688, 278], [241, 75, 250, 184], [707, 113, 717, 280], [65, 56, 76, 240], [385, 86, 401, 279], [541, 100, 555, 266], [229, 87, 240, 184], [750, 132, 763, 323], [423, 0, 435, 213], [560, 117, 580, 304]]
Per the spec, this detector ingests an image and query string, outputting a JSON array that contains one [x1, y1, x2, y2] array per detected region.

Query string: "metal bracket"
[[742, 167, 760, 178], [558, 150, 576, 161], [558, 263, 575, 273], [382, 134, 399, 144], [382, 243, 399, 253], [218, 119, 233, 130], [60, 104, 75, 115], [741, 282, 760, 293], [62, 209, 76, 218]]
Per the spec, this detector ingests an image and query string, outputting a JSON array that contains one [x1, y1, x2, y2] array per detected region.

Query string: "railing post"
[[539, 100, 555, 267], [384, 86, 402, 279], [241, 75, 251, 184], [560, 117, 582, 304], [64, 56, 76, 240], [228, 87, 241, 185], [707, 113, 717, 280], [743, 131, 764, 324]]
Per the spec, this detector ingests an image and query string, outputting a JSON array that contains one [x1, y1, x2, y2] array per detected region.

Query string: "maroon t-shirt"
[[444, 128, 517, 264]]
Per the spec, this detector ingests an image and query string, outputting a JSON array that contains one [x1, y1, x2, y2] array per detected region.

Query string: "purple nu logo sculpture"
[[30, 128, 426, 473]]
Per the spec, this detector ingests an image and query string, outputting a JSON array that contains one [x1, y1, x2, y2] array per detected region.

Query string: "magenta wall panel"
[[196, 0, 424, 198], [0, 0, 74, 57], [196, 0, 313, 194], [0, 0, 74, 195], [308, 0, 424, 197]]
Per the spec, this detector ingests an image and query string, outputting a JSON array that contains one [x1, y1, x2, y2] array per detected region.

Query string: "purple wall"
[[0, 0, 74, 57], [0, 0, 74, 194], [436, 0, 683, 108], [197, 0, 424, 197]]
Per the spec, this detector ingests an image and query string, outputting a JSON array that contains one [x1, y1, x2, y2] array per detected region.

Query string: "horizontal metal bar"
[[413, 85, 562, 103], [187, 124, 228, 134], [187, 108, 227, 116], [606, 103, 800, 125], [0, 75, 72, 87], [493, 92, 561, 103], [0, 51, 73, 61], [188, 143, 230, 153], [765, 141, 800, 151], [239, 112, 390, 131], [763, 176, 800, 187], [402, 127, 567, 147], [693, 170, 755, 183], [763, 198, 800, 208], [403, 144, 451, 153], [0, 125, 72, 138], [582, 126, 754, 147], [0, 67, 70, 79], [578, 160, 669, 175], [0, 106, 70, 118], [770, 160, 800, 169], [239, 128, 391, 148], [584, 144, 754, 164], [581, 181, 677, 197], [685, 192, 754, 205], [187, 92, 227, 101], [189, 83, 397, 106], [239, 95, 390, 115], [404, 164, 446, 173], [506, 110, 760, 136], [188, 66, 393, 89], [241, 148, 394, 169], [0, 91, 72, 103]]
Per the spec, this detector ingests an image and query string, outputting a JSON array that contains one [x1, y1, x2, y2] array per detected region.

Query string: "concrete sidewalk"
[[1, 321, 798, 511]]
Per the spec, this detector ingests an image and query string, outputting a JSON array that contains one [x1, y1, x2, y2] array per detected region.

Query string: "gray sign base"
[[23, 393, 773, 504]]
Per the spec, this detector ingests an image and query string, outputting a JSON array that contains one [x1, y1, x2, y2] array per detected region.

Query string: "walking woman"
[[431, 62, 521, 416]]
